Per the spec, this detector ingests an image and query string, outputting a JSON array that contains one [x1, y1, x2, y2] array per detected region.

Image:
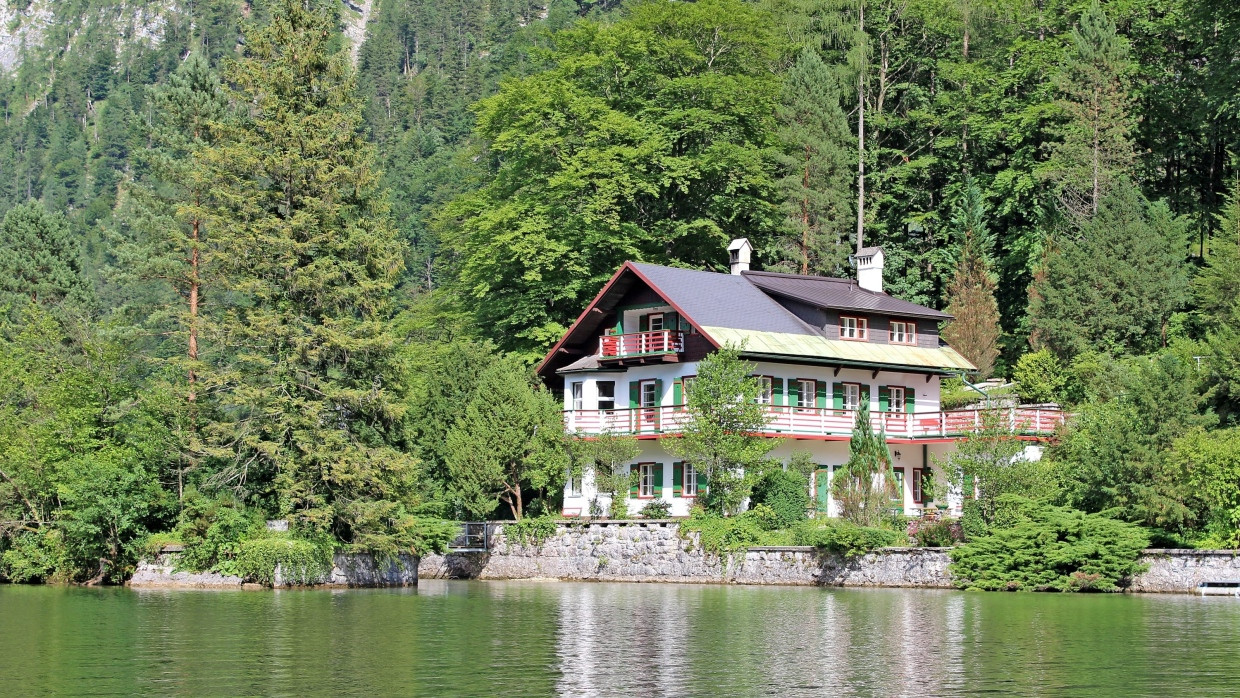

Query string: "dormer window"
[[840, 316, 868, 340], [889, 320, 916, 345]]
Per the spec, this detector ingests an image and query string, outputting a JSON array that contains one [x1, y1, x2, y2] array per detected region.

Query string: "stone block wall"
[[130, 552, 420, 589], [1129, 549, 1240, 593]]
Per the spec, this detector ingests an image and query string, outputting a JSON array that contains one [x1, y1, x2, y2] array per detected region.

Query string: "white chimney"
[[851, 246, 884, 293], [728, 238, 753, 275]]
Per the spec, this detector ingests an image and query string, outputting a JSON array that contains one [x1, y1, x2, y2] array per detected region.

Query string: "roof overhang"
[[701, 326, 976, 374]]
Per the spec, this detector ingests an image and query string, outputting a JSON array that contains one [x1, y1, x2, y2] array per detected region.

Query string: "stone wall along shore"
[[129, 552, 419, 589]]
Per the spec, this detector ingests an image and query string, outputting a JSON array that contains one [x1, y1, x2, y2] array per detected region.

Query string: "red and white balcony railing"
[[599, 330, 684, 359], [564, 405, 1068, 439]]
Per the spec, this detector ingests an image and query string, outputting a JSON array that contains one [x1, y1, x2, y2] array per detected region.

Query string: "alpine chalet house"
[[536, 239, 1064, 518]]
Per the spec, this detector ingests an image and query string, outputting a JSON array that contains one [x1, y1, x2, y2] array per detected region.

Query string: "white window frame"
[[756, 376, 774, 405], [888, 386, 906, 413], [796, 379, 816, 409], [567, 472, 583, 498], [597, 381, 616, 411], [840, 316, 868, 340], [571, 382, 584, 411], [638, 463, 656, 498], [681, 376, 695, 404], [683, 464, 698, 497], [890, 320, 916, 345], [842, 383, 861, 411], [647, 313, 664, 332], [640, 380, 659, 408]]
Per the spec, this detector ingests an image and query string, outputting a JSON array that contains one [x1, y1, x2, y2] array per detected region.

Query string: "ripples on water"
[[1, 581, 1239, 697]]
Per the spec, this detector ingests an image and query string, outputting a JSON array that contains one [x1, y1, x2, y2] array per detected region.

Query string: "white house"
[[536, 240, 1064, 518]]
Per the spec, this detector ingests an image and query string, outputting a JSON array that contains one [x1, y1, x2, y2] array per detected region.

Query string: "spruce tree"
[[831, 402, 896, 527], [0, 202, 90, 318], [941, 179, 1001, 378], [199, 0, 417, 541], [774, 47, 854, 276]]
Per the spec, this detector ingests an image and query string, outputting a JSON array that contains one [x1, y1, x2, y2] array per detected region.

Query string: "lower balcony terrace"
[[564, 405, 1067, 441]]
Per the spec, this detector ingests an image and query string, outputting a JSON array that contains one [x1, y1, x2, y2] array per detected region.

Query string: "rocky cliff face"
[[0, 1, 54, 73]]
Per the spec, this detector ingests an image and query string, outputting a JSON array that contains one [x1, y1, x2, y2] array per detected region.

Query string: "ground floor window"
[[638, 463, 656, 498], [683, 464, 697, 497], [567, 472, 583, 498]]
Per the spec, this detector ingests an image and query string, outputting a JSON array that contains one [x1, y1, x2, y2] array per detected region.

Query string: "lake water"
[[1, 581, 1238, 696]]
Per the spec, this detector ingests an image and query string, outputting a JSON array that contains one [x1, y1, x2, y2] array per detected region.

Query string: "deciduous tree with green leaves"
[[664, 345, 775, 515]]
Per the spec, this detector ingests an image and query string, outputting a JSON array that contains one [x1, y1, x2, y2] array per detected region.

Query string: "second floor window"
[[888, 386, 906, 412], [571, 382, 584, 411], [640, 381, 659, 408], [840, 316, 868, 340], [797, 379, 816, 409], [756, 376, 773, 404], [647, 313, 664, 332], [842, 383, 861, 411], [890, 320, 916, 344], [597, 381, 616, 411]]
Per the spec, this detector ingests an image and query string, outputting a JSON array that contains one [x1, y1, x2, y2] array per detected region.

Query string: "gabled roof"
[[741, 270, 952, 321], [537, 260, 971, 380]]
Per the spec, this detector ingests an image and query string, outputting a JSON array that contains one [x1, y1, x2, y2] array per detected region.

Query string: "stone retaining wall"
[[418, 521, 1240, 594], [130, 552, 419, 589]]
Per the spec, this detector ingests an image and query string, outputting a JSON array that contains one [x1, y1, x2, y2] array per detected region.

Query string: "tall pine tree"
[[199, 0, 419, 542]]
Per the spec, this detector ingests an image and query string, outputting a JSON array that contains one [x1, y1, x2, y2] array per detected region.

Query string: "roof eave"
[[738, 351, 960, 376]]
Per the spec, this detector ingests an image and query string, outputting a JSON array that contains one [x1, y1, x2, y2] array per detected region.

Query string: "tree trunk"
[[801, 147, 811, 274], [855, 1, 866, 253]]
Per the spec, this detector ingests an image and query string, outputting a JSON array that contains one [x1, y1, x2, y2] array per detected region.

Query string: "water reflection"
[[3, 583, 1240, 697]]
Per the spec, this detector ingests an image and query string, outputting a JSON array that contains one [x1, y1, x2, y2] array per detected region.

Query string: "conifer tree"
[[941, 179, 1001, 378], [774, 47, 854, 275], [1039, 0, 1135, 223], [831, 402, 896, 527], [0, 202, 90, 318], [1194, 179, 1240, 327], [199, 0, 417, 541]]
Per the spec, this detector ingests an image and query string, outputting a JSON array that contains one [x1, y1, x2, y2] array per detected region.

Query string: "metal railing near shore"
[[448, 522, 489, 552], [564, 405, 1067, 439]]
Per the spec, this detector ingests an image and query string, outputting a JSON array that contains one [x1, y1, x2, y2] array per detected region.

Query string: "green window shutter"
[[788, 379, 799, 408], [653, 378, 663, 406], [905, 387, 915, 414], [878, 386, 890, 413], [833, 382, 844, 410], [816, 380, 828, 409], [653, 463, 664, 498], [673, 378, 683, 406], [666, 312, 679, 331], [639, 314, 650, 332], [861, 385, 871, 408], [629, 381, 640, 409], [697, 468, 708, 492], [615, 315, 623, 335], [630, 466, 640, 498], [673, 463, 683, 497]]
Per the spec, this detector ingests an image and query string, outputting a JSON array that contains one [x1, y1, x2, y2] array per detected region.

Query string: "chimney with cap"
[[851, 246, 885, 293], [728, 238, 753, 275]]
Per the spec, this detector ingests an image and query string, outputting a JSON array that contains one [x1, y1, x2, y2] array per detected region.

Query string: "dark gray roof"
[[630, 263, 816, 335], [741, 270, 952, 320]]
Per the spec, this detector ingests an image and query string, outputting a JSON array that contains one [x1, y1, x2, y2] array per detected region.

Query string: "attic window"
[[889, 320, 916, 345], [840, 316, 868, 340]]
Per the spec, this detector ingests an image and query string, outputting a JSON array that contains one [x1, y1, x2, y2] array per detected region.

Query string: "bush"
[[173, 493, 260, 574], [681, 509, 793, 555], [949, 495, 1149, 592], [505, 515, 558, 545], [910, 518, 963, 547], [0, 530, 70, 583], [235, 535, 333, 587], [791, 519, 907, 557], [960, 500, 988, 540], [1014, 349, 1066, 404], [749, 469, 809, 528], [639, 499, 672, 519]]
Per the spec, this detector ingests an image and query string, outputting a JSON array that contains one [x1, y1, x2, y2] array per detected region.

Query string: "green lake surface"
[[2, 581, 1239, 697]]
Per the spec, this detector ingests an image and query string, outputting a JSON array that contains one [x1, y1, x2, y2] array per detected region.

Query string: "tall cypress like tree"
[[199, 0, 418, 541], [773, 47, 854, 276], [941, 179, 1001, 378]]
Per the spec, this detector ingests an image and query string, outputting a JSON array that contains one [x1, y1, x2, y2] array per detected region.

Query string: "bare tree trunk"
[[188, 215, 200, 403], [855, 1, 866, 253], [801, 147, 811, 274]]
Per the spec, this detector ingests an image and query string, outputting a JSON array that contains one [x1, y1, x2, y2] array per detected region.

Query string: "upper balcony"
[[565, 405, 1067, 441], [599, 330, 684, 363]]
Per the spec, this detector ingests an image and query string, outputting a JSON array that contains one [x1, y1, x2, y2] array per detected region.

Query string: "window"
[[756, 376, 773, 404], [796, 379, 816, 409], [842, 383, 861, 411], [889, 320, 916, 345], [638, 463, 656, 498], [892, 469, 905, 510], [640, 381, 659, 408], [647, 313, 664, 332], [912, 468, 924, 504], [840, 316, 868, 340], [567, 472, 583, 498], [681, 376, 695, 403], [597, 381, 616, 411], [887, 386, 905, 413], [683, 464, 698, 497], [571, 382, 584, 411]]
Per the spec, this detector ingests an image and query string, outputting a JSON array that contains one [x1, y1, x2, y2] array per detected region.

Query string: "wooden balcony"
[[599, 330, 684, 361], [564, 405, 1067, 440]]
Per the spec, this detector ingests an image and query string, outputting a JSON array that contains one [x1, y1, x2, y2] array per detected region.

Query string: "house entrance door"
[[815, 469, 831, 516]]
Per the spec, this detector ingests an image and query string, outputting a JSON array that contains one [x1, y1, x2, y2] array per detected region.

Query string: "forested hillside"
[[2, 0, 1240, 582]]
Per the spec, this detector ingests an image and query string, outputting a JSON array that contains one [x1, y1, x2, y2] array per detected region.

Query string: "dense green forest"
[[1, 0, 1239, 583]]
